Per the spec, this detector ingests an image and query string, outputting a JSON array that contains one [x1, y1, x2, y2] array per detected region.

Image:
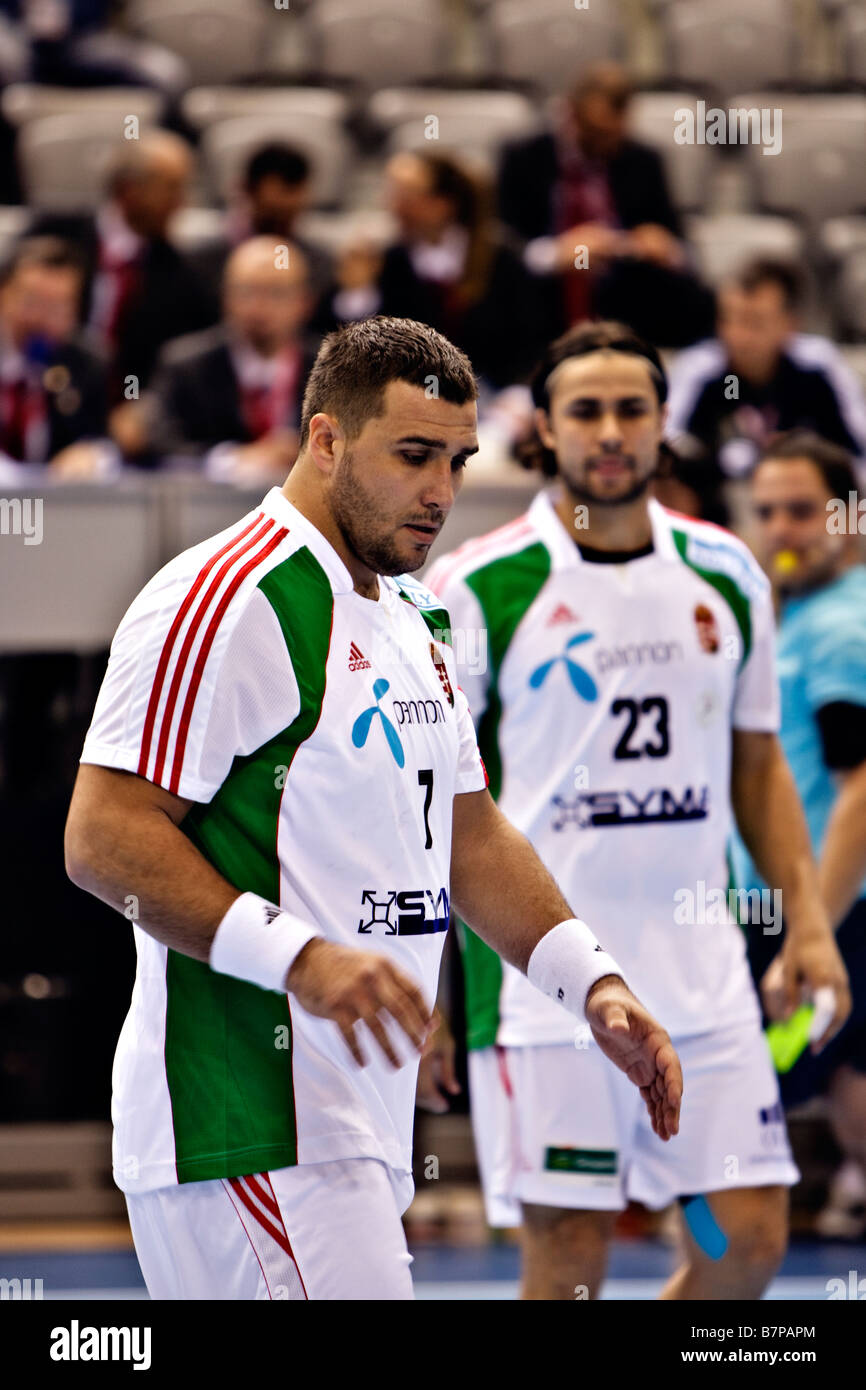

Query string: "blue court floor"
[[1, 1240, 863, 1300]]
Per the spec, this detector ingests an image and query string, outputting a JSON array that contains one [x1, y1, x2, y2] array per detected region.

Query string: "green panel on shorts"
[[544, 1146, 618, 1175], [458, 541, 553, 1050], [671, 528, 752, 667], [165, 545, 334, 1183]]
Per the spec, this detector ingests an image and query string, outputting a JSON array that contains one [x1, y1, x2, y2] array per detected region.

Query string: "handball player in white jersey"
[[64, 318, 681, 1300], [427, 322, 850, 1300]]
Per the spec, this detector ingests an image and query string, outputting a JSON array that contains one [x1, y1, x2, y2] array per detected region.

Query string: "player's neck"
[[281, 472, 381, 600], [554, 487, 654, 554]]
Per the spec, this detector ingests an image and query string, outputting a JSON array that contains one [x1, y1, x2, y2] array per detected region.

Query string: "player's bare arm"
[[65, 763, 432, 1069], [731, 728, 851, 1047], [449, 787, 682, 1140]]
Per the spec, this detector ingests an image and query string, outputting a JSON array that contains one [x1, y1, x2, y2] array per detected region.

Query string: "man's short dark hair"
[[732, 257, 804, 314], [1, 235, 86, 286], [299, 316, 478, 447], [530, 320, 668, 414], [244, 143, 311, 192], [756, 428, 860, 501]]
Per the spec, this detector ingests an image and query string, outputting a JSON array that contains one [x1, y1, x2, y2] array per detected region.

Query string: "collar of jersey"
[[529, 487, 679, 568], [260, 487, 358, 596]]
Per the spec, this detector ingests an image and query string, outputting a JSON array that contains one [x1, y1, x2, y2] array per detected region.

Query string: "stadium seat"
[[201, 114, 353, 210], [628, 92, 715, 213], [17, 113, 160, 212], [1, 84, 165, 129], [662, 0, 801, 97], [841, 5, 866, 84], [370, 88, 540, 172], [685, 213, 805, 286], [302, 1, 453, 87], [126, 0, 267, 85], [741, 95, 866, 225], [295, 208, 396, 257], [182, 86, 351, 135], [482, 0, 626, 92]]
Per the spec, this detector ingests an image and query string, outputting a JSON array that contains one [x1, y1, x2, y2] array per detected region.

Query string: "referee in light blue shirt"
[[737, 431, 866, 1199]]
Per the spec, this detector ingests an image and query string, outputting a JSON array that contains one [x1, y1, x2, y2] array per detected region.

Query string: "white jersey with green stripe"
[[426, 487, 779, 1047], [80, 487, 487, 1195]]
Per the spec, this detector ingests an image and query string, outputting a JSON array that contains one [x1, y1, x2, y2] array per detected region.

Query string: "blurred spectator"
[[30, 129, 217, 406], [324, 150, 545, 392], [498, 62, 714, 349], [0, 0, 187, 97], [738, 430, 866, 1239], [193, 142, 333, 309], [0, 235, 116, 479], [651, 437, 730, 528], [148, 235, 317, 483], [667, 259, 866, 481]]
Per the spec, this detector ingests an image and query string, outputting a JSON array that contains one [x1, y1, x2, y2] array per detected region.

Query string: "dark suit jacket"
[[498, 132, 682, 244], [28, 212, 219, 392], [0, 334, 109, 461], [149, 325, 319, 456]]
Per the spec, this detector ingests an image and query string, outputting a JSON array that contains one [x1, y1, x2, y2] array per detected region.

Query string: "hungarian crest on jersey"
[[429, 642, 454, 707]]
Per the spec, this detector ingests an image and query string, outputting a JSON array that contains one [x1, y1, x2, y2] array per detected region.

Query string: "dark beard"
[[329, 453, 420, 577], [568, 469, 655, 508]]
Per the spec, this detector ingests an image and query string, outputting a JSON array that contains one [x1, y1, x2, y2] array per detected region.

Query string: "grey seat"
[[741, 95, 866, 225], [182, 86, 350, 135], [372, 87, 540, 171], [302, 0, 453, 86], [17, 115, 161, 211], [685, 213, 805, 285], [201, 114, 353, 210], [663, 0, 800, 97], [483, 0, 626, 92], [629, 92, 715, 212], [126, 0, 267, 85], [2, 84, 165, 128]]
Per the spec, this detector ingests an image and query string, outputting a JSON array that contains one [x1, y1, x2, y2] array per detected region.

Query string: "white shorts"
[[468, 1018, 800, 1227], [125, 1157, 414, 1300]]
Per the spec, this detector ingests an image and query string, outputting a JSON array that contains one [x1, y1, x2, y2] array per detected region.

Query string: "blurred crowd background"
[[1, 0, 866, 1244]]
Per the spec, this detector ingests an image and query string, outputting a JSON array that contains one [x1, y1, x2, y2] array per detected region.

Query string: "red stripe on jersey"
[[169, 526, 288, 793], [150, 517, 275, 788], [228, 1177, 294, 1259], [137, 513, 264, 780], [428, 517, 534, 595]]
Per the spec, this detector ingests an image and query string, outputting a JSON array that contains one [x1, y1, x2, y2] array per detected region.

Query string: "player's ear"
[[534, 406, 556, 452], [306, 412, 342, 476]]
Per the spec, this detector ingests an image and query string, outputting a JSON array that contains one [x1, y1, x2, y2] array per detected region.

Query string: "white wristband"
[[209, 892, 321, 993], [527, 918, 624, 1017]]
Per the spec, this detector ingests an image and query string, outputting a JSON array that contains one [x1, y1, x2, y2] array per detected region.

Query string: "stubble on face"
[[328, 448, 416, 577]]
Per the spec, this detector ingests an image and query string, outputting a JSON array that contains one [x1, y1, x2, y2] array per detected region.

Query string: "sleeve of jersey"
[[804, 614, 866, 713], [732, 576, 781, 732], [80, 584, 301, 802], [424, 558, 491, 728]]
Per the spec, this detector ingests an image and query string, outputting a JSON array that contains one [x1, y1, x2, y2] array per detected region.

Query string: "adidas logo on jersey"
[[348, 642, 371, 671], [547, 602, 579, 626]]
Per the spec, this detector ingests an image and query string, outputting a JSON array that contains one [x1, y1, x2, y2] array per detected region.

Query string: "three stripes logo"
[[348, 641, 371, 671]]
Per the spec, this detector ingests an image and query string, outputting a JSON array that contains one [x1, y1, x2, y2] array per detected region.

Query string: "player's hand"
[[286, 938, 433, 1069], [762, 932, 851, 1052], [585, 975, 682, 1141], [415, 1007, 461, 1113]]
